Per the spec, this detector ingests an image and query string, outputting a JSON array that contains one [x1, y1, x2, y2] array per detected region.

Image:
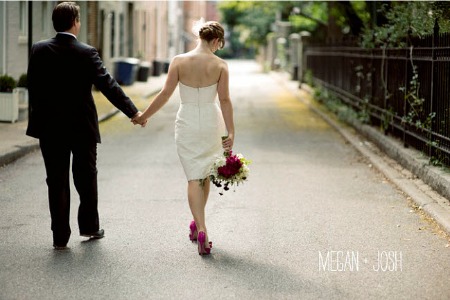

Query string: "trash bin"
[[137, 62, 151, 82], [163, 61, 170, 73], [152, 60, 163, 76], [114, 58, 140, 85]]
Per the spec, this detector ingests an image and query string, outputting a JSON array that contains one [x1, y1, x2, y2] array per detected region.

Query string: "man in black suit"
[[26, 2, 146, 249]]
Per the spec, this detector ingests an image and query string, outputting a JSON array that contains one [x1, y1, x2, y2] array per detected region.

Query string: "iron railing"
[[305, 33, 450, 166]]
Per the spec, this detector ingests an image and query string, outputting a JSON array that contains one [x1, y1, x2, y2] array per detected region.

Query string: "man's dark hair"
[[52, 2, 80, 32]]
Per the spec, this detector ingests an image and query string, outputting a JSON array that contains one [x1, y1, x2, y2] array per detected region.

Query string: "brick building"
[[0, 0, 218, 88]]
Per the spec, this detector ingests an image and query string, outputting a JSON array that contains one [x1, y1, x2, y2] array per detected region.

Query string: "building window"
[[18, 1, 28, 44], [19, 1, 27, 35], [42, 2, 48, 34], [142, 11, 147, 55], [119, 13, 124, 56], [110, 11, 115, 57], [127, 3, 133, 57]]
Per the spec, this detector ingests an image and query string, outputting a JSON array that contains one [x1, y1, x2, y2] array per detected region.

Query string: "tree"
[[219, 1, 373, 53], [360, 1, 450, 48], [219, 1, 281, 57], [219, 1, 450, 54], [289, 1, 328, 42]]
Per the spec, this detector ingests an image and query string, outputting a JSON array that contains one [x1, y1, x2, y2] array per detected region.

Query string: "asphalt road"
[[0, 60, 449, 299]]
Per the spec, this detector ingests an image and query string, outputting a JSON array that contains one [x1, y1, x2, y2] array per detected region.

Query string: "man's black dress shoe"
[[80, 229, 105, 239], [53, 244, 68, 250]]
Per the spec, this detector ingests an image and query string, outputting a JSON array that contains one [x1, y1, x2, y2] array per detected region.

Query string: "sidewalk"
[[0, 74, 166, 167]]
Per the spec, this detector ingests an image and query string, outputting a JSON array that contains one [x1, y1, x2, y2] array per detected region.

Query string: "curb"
[[346, 117, 450, 201], [284, 81, 450, 235], [307, 99, 450, 236], [0, 88, 161, 167], [272, 72, 450, 236], [0, 143, 40, 167]]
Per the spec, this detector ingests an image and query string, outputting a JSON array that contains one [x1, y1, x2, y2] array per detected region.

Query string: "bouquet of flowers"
[[209, 150, 251, 195]]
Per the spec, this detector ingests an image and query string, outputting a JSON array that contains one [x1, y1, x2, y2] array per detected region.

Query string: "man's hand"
[[131, 111, 148, 127]]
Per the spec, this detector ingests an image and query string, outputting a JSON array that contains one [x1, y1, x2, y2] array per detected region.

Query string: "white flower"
[[191, 17, 205, 37], [209, 151, 251, 195]]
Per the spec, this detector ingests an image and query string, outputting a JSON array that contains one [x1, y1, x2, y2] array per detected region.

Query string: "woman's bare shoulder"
[[175, 51, 197, 59], [172, 53, 199, 66], [171, 54, 185, 62], [217, 58, 229, 72]]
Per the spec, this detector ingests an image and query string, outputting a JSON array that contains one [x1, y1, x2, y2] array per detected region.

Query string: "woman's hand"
[[222, 134, 234, 152], [131, 112, 148, 127]]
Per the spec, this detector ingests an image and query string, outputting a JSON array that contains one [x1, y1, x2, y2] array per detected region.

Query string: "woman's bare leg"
[[188, 180, 210, 248], [203, 178, 210, 204]]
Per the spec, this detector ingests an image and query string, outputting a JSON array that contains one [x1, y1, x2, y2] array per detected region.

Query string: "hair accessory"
[[192, 17, 205, 37]]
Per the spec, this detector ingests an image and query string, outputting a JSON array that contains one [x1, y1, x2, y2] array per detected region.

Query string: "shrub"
[[17, 74, 27, 88], [0, 75, 17, 93]]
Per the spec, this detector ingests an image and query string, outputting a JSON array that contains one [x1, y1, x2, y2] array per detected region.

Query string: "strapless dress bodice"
[[179, 82, 218, 104]]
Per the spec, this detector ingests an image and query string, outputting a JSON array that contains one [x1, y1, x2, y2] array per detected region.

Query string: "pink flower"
[[209, 150, 250, 195], [217, 152, 242, 179]]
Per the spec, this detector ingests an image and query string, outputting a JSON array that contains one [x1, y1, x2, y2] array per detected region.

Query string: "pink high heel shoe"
[[197, 231, 212, 256], [189, 221, 197, 242]]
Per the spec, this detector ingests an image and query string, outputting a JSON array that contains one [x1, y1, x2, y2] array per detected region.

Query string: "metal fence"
[[304, 33, 450, 167]]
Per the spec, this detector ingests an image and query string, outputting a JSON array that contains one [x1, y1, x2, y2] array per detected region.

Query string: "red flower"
[[217, 151, 243, 179]]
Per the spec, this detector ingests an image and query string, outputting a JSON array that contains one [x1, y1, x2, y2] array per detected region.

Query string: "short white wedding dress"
[[175, 82, 226, 181]]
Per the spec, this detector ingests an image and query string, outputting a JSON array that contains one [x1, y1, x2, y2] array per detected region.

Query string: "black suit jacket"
[[26, 33, 138, 143]]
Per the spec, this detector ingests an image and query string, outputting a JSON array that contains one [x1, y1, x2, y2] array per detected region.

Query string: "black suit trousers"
[[39, 139, 100, 245]]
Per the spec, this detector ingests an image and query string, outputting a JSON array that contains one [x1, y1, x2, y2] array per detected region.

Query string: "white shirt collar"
[[58, 32, 77, 39]]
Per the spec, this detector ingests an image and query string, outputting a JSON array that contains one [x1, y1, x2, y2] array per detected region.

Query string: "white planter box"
[[15, 88, 29, 121], [0, 91, 19, 123]]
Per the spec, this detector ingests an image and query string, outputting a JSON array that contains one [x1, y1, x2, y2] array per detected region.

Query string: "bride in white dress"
[[134, 21, 235, 255]]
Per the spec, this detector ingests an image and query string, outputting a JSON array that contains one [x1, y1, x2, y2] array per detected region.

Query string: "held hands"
[[222, 134, 234, 152], [131, 112, 148, 127]]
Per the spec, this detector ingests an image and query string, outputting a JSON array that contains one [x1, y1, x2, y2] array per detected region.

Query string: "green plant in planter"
[[0, 75, 17, 92], [17, 74, 27, 88]]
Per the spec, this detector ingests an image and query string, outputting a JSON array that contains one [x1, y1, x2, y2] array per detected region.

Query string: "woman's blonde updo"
[[198, 21, 225, 50]]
